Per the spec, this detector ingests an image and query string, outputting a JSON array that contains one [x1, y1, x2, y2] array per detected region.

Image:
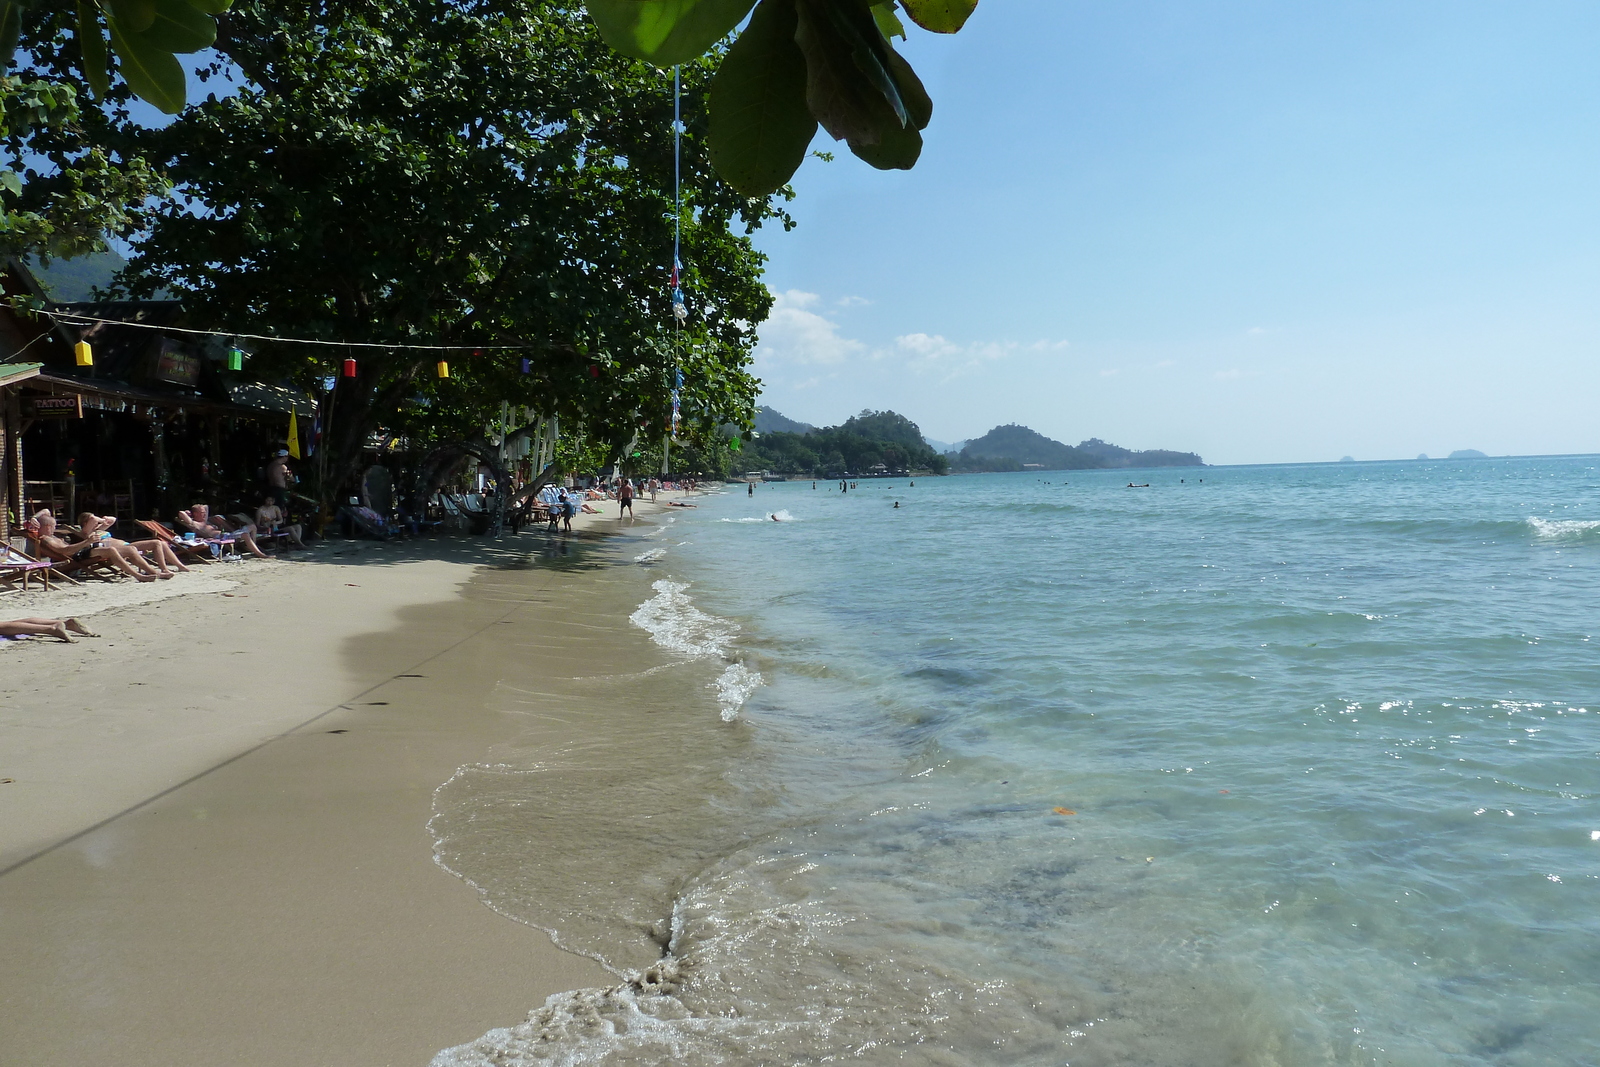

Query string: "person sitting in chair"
[[78, 512, 189, 574], [176, 504, 269, 559], [255, 496, 306, 548], [30, 511, 167, 581]]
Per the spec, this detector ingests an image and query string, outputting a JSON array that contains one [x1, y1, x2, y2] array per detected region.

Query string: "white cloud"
[[892, 334, 1067, 381], [836, 295, 871, 307], [1100, 368, 1119, 377], [754, 290, 866, 366], [1246, 326, 1266, 335], [1215, 368, 1243, 380]]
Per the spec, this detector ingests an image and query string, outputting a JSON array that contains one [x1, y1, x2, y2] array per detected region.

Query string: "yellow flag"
[[287, 411, 302, 459]]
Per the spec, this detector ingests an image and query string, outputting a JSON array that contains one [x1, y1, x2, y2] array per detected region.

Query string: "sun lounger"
[[28, 538, 125, 582], [136, 520, 222, 563], [0, 545, 72, 591], [340, 505, 403, 541]]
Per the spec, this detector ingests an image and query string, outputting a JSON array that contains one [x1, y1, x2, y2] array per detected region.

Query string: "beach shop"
[[1, 261, 314, 537]]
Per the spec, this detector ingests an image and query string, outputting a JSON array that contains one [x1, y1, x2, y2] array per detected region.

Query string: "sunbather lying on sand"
[[31, 512, 169, 581], [0, 617, 97, 642], [78, 513, 189, 574], [176, 504, 269, 559]]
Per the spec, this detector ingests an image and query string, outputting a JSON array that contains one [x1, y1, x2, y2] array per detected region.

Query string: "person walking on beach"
[[561, 490, 577, 532], [619, 478, 634, 518]]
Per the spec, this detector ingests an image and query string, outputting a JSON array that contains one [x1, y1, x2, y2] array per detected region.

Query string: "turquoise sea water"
[[438, 457, 1600, 1066]]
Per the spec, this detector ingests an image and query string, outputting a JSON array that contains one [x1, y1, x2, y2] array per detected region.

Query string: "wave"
[[628, 579, 764, 716], [1526, 517, 1600, 540], [633, 548, 667, 564], [720, 509, 797, 523]]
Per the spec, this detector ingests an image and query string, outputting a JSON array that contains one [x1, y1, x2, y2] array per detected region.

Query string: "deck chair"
[[231, 514, 294, 551], [0, 544, 73, 591], [340, 505, 402, 541], [136, 520, 220, 564], [27, 538, 126, 582]]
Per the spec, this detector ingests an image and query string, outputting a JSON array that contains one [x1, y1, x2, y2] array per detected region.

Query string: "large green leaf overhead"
[[585, 0, 975, 195], [3, 0, 233, 112], [708, 0, 815, 195]]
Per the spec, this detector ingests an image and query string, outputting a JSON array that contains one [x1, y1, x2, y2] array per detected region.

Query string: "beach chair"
[[136, 520, 220, 564], [230, 514, 294, 552], [0, 544, 72, 591], [339, 505, 402, 541], [27, 538, 125, 582]]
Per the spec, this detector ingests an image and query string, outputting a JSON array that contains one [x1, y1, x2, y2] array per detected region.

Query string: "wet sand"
[[0, 502, 687, 1066]]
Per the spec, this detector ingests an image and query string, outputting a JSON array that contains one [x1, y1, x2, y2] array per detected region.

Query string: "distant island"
[[739, 410, 1202, 477], [952, 424, 1203, 472], [1449, 449, 1488, 460]]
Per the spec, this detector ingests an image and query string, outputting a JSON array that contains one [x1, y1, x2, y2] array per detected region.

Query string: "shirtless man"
[[176, 503, 269, 559], [32, 512, 166, 581], [78, 512, 189, 574], [255, 496, 306, 548]]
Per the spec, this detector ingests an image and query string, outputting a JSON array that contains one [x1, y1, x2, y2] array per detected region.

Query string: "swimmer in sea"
[[893, 501, 900, 508]]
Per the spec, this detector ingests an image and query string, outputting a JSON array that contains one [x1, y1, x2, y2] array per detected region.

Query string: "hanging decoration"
[[342, 357, 357, 378], [436, 360, 450, 379], [227, 347, 244, 371], [74, 341, 93, 366], [287, 411, 302, 459], [520, 358, 532, 374]]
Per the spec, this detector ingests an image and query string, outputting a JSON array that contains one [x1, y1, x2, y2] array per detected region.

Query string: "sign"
[[152, 339, 202, 387], [27, 395, 83, 418]]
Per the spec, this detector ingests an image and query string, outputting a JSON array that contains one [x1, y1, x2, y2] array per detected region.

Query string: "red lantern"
[[342, 358, 357, 378], [589, 365, 599, 378]]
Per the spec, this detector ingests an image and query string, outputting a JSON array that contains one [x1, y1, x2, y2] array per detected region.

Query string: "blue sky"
[[748, 1, 1600, 464]]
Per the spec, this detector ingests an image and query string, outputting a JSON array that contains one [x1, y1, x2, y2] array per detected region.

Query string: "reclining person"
[[176, 503, 269, 559], [0, 617, 97, 642], [79, 512, 189, 574], [32, 511, 167, 581], [255, 496, 306, 548]]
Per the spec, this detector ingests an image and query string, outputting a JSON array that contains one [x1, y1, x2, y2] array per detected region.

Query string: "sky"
[[746, 1, 1600, 465]]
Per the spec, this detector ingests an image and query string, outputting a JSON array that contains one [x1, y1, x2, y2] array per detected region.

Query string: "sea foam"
[[1527, 516, 1600, 539], [629, 579, 762, 716]]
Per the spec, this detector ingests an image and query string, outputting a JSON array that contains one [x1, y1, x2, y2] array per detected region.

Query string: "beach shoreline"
[[0, 493, 700, 1066]]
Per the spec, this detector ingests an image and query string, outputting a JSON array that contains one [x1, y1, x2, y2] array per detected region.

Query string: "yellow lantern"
[[74, 341, 93, 366], [436, 360, 450, 379]]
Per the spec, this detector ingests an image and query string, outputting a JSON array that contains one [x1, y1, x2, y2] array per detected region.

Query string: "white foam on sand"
[[720, 509, 796, 524], [633, 548, 667, 564], [714, 662, 764, 722]]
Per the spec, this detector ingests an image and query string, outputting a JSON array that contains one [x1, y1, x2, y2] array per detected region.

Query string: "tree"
[[582, 0, 978, 194], [84, 0, 784, 518]]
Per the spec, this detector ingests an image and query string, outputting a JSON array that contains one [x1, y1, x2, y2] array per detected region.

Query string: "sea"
[[431, 457, 1600, 1067]]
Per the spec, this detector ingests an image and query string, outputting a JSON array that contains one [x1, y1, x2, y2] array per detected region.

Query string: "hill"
[[754, 406, 815, 436], [956, 424, 1202, 471], [740, 409, 948, 476]]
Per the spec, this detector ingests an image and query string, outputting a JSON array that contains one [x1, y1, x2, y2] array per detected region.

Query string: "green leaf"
[[0, 169, 22, 196], [107, 13, 187, 113], [183, 0, 233, 14], [870, 2, 904, 40], [899, 0, 976, 34], [848, 121, 920, 170], [109, 0, 157, 33], [709, 0, 816, 195], [794, 0, 904, 144], [76, 0, 110, 99], [139, 0, 216, 53], [584, 0, 754, 65], [0, 0, 24, 70], [883, 45, 930, 129]]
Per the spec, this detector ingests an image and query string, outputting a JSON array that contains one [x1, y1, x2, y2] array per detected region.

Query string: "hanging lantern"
[[520, 358, 531, 374], [588, 365, 598, 378], [729, 436, 742, 452], [342, 357, 357, 378], [436, 360, 450, 379], [227, 348, 244, 371], [74, 341, 93, 366]]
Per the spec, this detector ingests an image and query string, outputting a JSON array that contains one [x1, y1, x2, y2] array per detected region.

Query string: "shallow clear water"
[[435, 458, 1600, 1066]]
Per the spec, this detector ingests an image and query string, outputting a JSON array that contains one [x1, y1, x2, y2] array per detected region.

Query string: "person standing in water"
[[748, 481, 754, 496], [619, 478, 634, 518]]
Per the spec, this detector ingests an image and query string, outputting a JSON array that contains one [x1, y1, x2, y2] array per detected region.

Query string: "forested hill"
[[739, 410, 949, 476], [956, 424, 1203, 471]]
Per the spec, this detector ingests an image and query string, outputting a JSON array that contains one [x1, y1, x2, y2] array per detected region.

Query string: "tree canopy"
[[38, 0, 787, 509]]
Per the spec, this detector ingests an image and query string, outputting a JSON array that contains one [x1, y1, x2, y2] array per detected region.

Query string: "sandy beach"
[[0, 493, 700, 1067]]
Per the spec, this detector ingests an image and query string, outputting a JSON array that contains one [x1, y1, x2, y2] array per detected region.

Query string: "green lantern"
[[227, 348, 244, 371]]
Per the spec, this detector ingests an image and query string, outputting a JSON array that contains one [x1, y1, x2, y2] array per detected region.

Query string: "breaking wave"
[[628, 579, 763, 717]]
